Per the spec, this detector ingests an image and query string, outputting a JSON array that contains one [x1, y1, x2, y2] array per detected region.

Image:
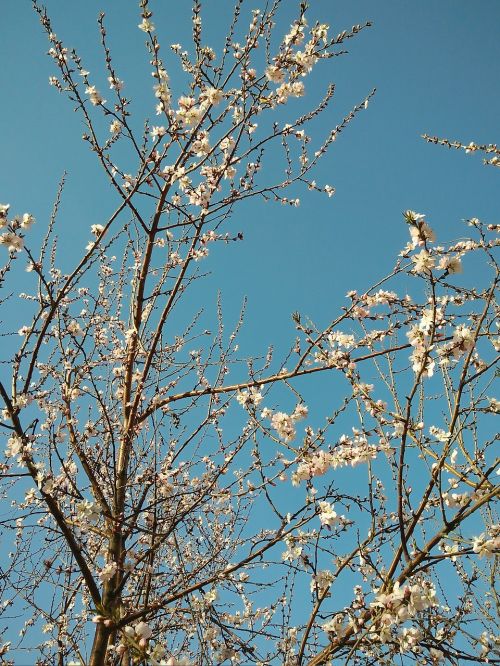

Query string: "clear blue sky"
[[1, 2, 499, 660], [1, 1, 499, 344]]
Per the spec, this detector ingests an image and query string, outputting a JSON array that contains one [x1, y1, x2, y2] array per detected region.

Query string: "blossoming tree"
[[0, 1, 498, 665]]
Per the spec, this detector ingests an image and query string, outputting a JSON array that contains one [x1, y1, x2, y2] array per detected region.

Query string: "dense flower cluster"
[[0, 203, 33, 252]]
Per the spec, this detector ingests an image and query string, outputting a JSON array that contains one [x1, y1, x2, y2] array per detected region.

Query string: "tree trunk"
[[89, 623, 110, 666]]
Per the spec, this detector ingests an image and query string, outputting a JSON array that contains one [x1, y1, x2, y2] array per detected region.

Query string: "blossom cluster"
[[404, 211, 463, 276], [324, 579, 439, 653], [292, 432, 380, 485], [0, 203, 34, 252], [261, 404, 308, 443]]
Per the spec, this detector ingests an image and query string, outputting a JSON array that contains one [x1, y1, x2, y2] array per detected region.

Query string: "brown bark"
[[89, 623, 110, 666]]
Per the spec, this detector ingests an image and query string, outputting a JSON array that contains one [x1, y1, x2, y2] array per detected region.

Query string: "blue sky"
[[2, 0, 499, 425], [0, 2, 499, 659], [1, 2, 499, 345], [0, 0, 500, 337]]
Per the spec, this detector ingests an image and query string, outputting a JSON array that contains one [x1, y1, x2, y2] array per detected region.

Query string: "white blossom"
[[236, 387, 263, 408], [317, 501, 340, 528], [98, 561, 117, 582], [138, 18, 155, 32], [472, 534, 500, 558], [0, 232, 23, 252], [5, 435, 23, 458], [412, 249, 435, 274], [85, 85, 105, 106]]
